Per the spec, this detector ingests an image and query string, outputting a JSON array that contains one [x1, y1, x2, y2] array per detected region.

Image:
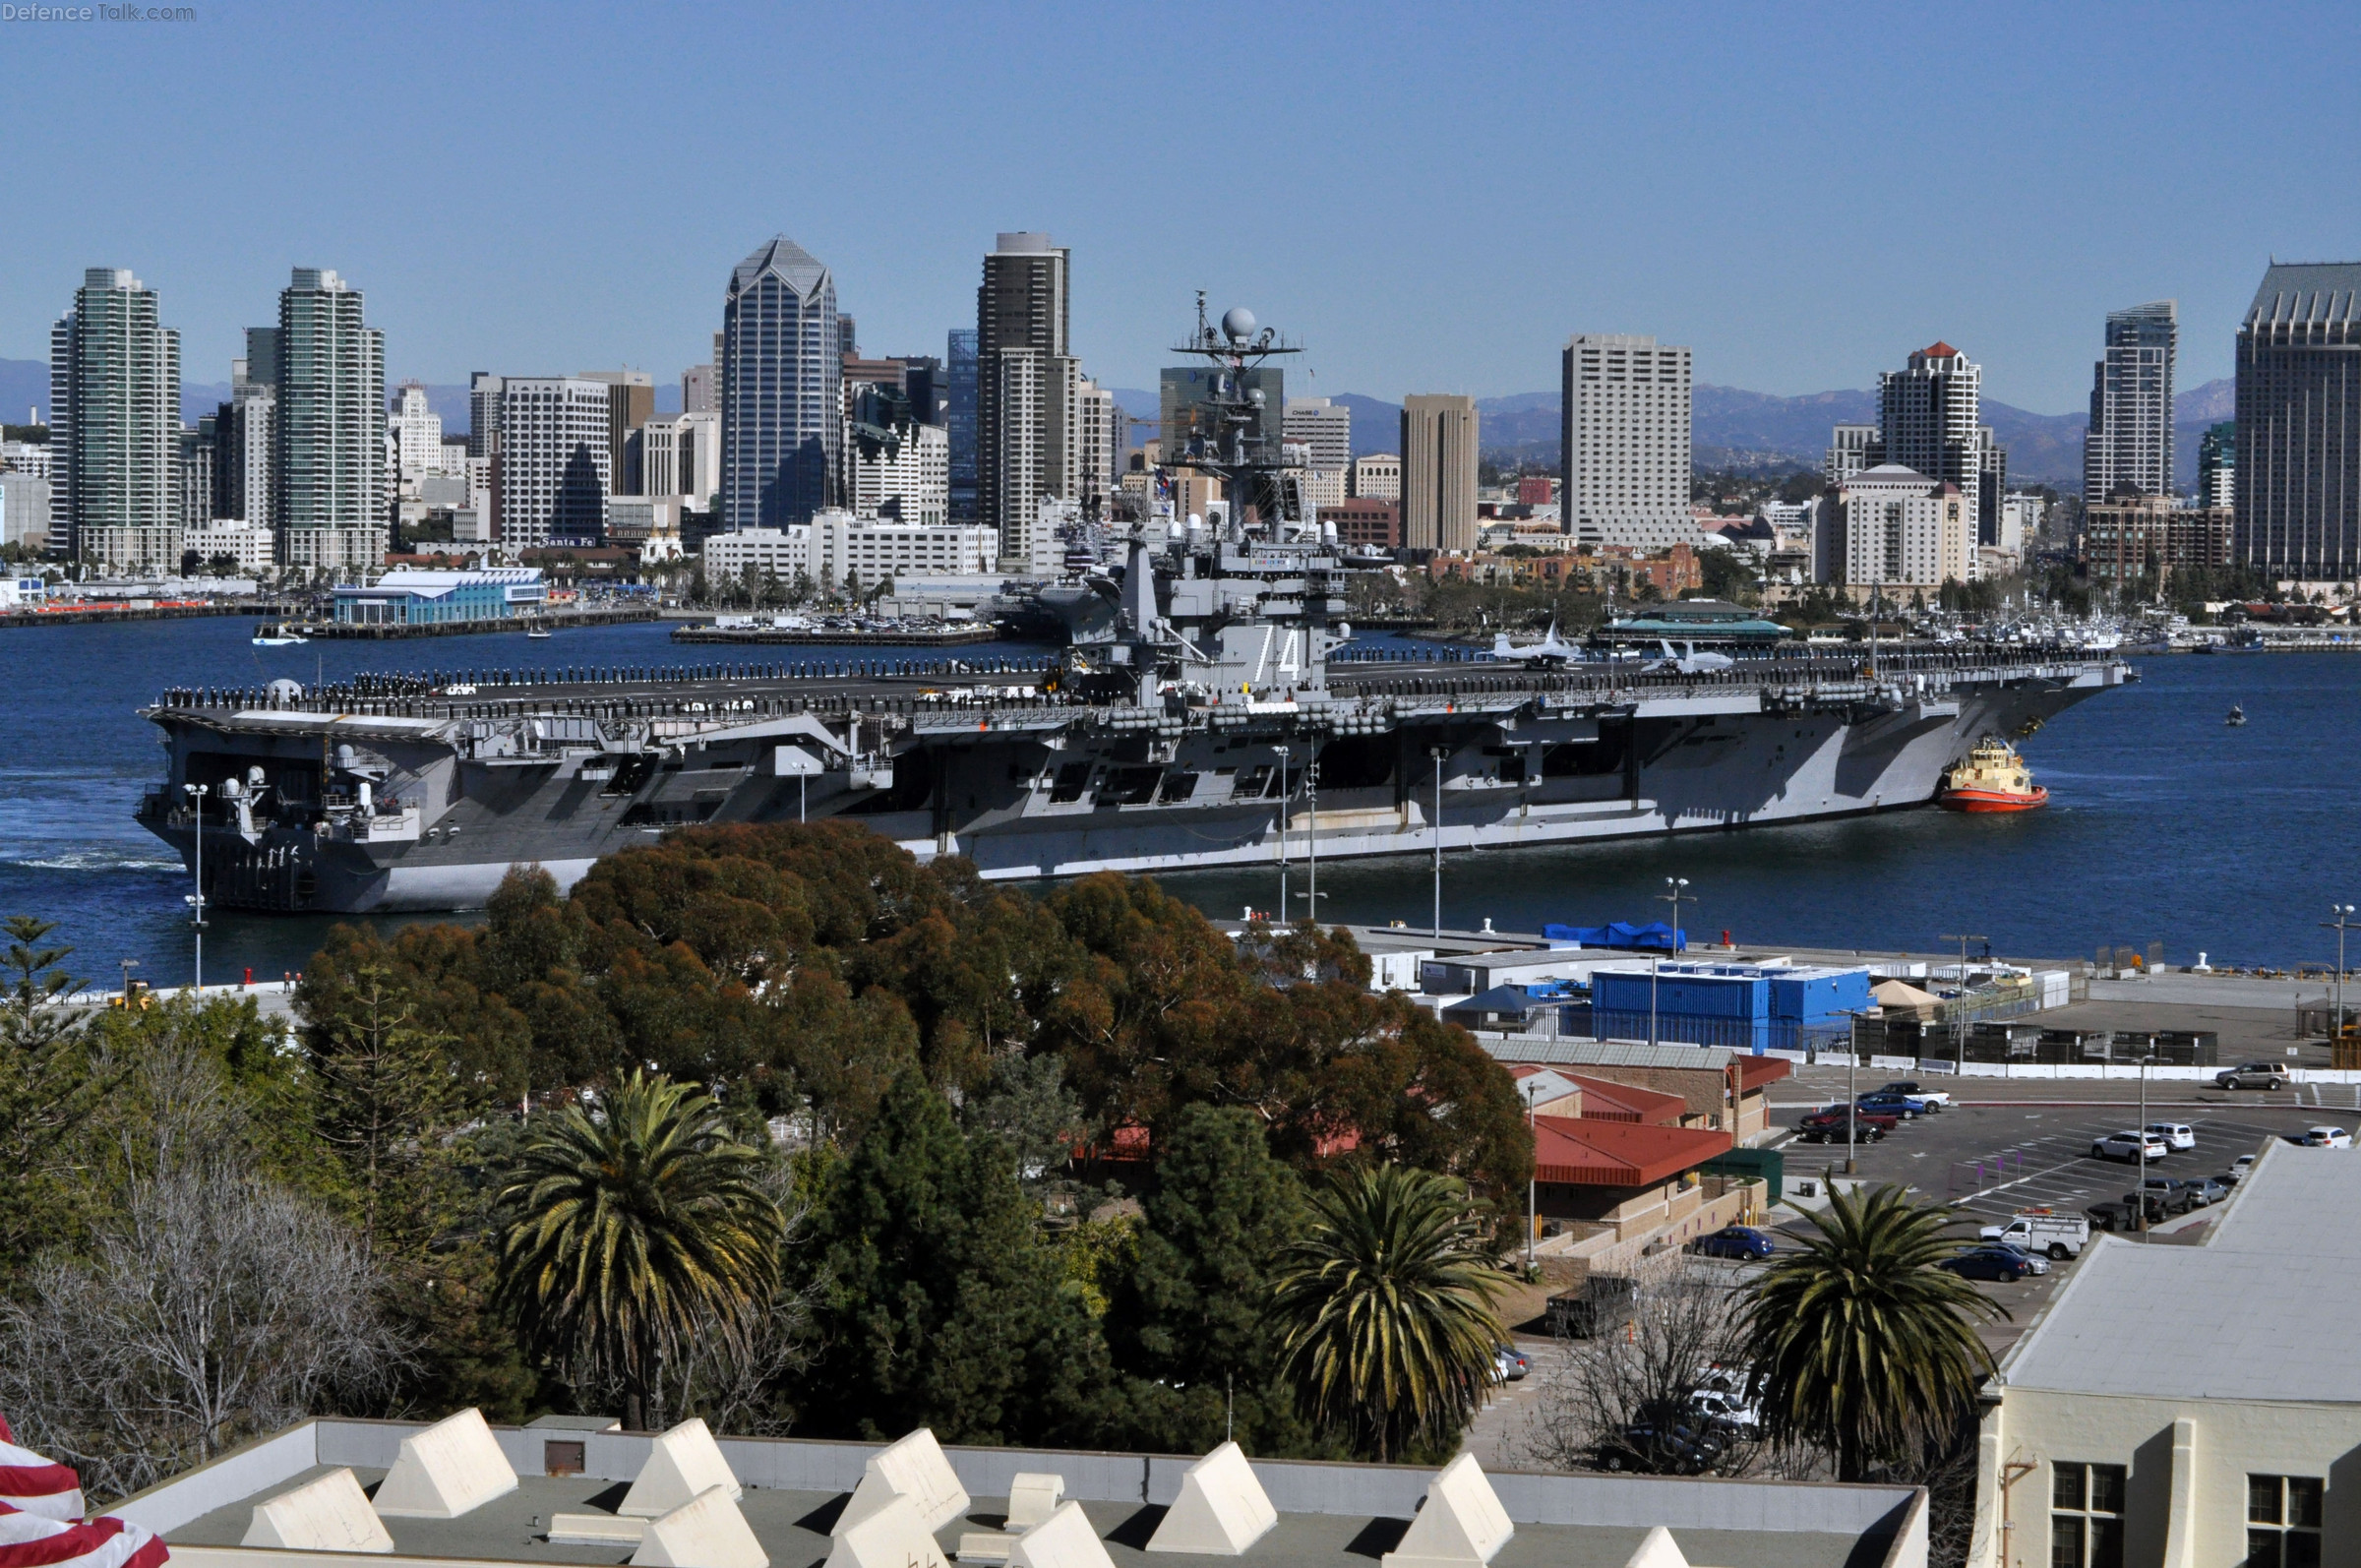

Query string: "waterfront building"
[[49, 268, 181, 560], [721, 235, 841, 532], [1968, 1142, 2360, 1568], [2198, 421, 2236, 511], [699, 525, 802, 583], [391, 381, 444, 479], [497, 378, 610, 549], [2080, 494, 2233, 586], [1350, 451, 1401, 501], [945, 327, 978, 520], [580, 370, 653, 494], [2235, 262, 2361, 578], [977, 233, 1079, 563], [1560, 333, 1693, 550], [182, 516, 273, 573], [2083, 300, 2177, 503], [0, 471, 53, 551], [698, 512, 997, 587], [1824, 464, 1975, 589], [332, 565, 547, 626], [77, 523, 181, 573], [1401, 393, 1477, 553], [273, 268, 385, 569]]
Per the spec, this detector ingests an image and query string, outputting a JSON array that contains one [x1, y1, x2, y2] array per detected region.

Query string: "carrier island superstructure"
[[137, 307, 2133, 914]]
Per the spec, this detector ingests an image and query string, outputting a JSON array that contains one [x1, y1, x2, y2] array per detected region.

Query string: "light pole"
[[1304, 761, 1319, 925], [1941, 932, 1986, 1069], [2326, 905, 2355, 1052], [182, 782, 210, 991], [1429, 746, 1449, 938], [1652, 877, 1690, 1049], [2137, 1053, 2154, 1239], [118, 957, 139, 1008], [1523, 1077, 1544, 1274], [1274, 745, 1291, 924]]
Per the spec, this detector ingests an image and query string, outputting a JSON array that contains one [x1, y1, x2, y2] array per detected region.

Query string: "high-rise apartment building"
[[1824, 424, 1880, 488], [49, 268, 181, 559], [581, 370, 654, 496], [1400, 394, 1477, 553], [946, 328, 979, 521], [178, 419, 216, 530], [498, 378, 610, 549], [2083, 301, 2176, 502], [275, 268, 386, 556], [976, 233, 1079, 563], [637, 410, 721, 509], [1829, 342, 2006, 542], [216, 358, 276, 532], [2198, 421, 2236, 511], [1073, 379, 1118, 509], [2235, 262, 2361, 578], [1824, 465, 1975, 588], [721, 235, 840, 531], [392, 382, 444, 477], [467, 373, 504, 459], [1560, 333, 1693, 549], [682, 363, 716, 415]]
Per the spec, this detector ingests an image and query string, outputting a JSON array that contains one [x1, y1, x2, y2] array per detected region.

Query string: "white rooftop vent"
[[241, 1469, 394, 1553], [631, 1485, 768, 1568], [1005, 1475, 1065, 1532], [1007, 1501, 1116, 1568], [1145, 1443, 1276, 1555], [1378, 1455, 1512, 1568], [622, 1418, 741, 1518], [825, 1493, 949, 1568], [837, 1428, 970, 1536], [371, 1409, 519, 1519]]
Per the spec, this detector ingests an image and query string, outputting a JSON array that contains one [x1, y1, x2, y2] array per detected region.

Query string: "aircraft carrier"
[[135, 306, 2133, 915]]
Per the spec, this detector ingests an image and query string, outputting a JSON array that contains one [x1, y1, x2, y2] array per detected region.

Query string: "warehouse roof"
[[1532, 1115, 1732, 1187], [1999, 1141, 2361, 1404]]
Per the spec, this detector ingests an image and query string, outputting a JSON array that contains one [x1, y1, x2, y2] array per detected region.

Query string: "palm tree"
[[1270, 1164, 1511, 1461], [1741, 1183, 2002, 1480], [497, 1071, 783, 1429]]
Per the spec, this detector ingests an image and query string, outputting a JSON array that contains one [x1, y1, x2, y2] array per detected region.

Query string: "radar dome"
[[268, 678, 304, 704], [1221, 307, 1257, 341]]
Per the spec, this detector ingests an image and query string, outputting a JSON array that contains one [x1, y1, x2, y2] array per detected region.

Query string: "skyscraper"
[[2083, 301, 2176, 502], [498, 378, 610, 549], [217, 355, 276, 531], [2235, 262, 2361, 578], [391, 382, 444, 477], [1559, 333, 1693, 548], [467, 373, 504, 458], [976, 233, 1079, 563], [1849, 341, 2004, 542], [2198, 421, 2236, 511], [1283, 396, 1353, 473], [275, 267, 386, 558], [946, 328, 979, 521], [49, 268, 181, 559], [682, 363, 717, 415], [721, 236, 840, 531], [580, 370, 653, 495], [1400, 394, 1477, 553]]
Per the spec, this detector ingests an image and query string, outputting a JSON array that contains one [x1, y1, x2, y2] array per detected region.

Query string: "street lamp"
[[2137, 1052, 2155, 1239], [1837, 1006, 1871, 1175], [1652, 877, 1690, 1049], [1522, 1076, 1545, 1274], [182, 782, 211, 991], [2326, 905, 2356, 1054], [1274, 745, 1292, 924], [1428, 746, 1449, 938]]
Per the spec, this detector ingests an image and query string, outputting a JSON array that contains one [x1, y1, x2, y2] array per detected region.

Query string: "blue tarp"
[[1543, 920, 1687, 952]]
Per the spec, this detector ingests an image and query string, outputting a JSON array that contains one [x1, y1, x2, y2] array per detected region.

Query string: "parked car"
[[2085, 1199, 2139, 1233], [1875, 1080, 1952, 1110], [2226, 1153, 2259, 1182], [2132, 1176, 2195, 1215], [2183, 1176, 2230, 1206], [2116, 1190, 2175, 1223], [1855, 1091, 1933, 1118], [1596, 1416, 1727, 1476], [2090, 1129, 2171, 1163], [1939, 1247, 2033, 1282], [1978, 1210, 2089, 1259], [1692, 1225, 1776, 1260], [1796, 1108, 1897, 1143], [2216, 1061, 2291, 1090], [1990, 1242, 2049, 1276], [2145, 1121, 2197, 1151], [1492, 1344, 1530, 1382], [2303, 1126, 2353, 1148], [1546, 1274, 1639, 1339], [1686, 1388, 1764, 1439]]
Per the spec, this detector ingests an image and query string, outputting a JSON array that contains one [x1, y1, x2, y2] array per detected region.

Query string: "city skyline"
[[1, 5, 2353, 411]]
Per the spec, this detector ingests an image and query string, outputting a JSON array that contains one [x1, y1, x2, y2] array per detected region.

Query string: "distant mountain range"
[[3, 357, 2234, 491]]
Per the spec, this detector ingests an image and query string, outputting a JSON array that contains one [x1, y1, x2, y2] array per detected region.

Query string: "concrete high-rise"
[[2083, 301, 2176, 502], [1400, 394, 1477, 553], [581, 370, 654, 495], [274, 267, 386, 550], [49, 268, 181, 559], [392, 382, 444, 477], [1283, 396, 1353, 472], [681, 363, 716, 415], [467, 373, 504, 459], [1835, 341, 2005, 542], [2235, 262, 2361, 578], [217, 356, 276, 533], [1560, 333, 1692, 548], [946, 328, 979, 521], [976, 233, 1081, 563], [2198, 421, 2235, 511], [498, 378, 610, 549], [720, 235, 840, 531]]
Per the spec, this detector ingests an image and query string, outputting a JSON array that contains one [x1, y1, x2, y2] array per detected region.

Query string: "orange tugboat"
[[1940, 738, 2048, 812]]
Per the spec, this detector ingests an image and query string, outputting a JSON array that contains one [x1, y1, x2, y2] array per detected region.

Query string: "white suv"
[[2145, 1122, 2196, 1151], [2091, 1129, 2169, 1162]]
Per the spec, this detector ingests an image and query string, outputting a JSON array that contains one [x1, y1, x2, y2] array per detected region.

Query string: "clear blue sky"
[[3, 1, 2353, 409]]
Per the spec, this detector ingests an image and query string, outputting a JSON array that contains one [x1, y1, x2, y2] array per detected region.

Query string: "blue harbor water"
[[0, 616, 2354, 988]]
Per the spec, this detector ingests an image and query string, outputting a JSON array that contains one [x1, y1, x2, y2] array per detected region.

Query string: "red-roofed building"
[[1531, 1114, 1733, 1227]]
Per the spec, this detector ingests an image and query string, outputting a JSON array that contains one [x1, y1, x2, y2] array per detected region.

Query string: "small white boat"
[[525, 628, 553, 639], [252, 622, 307, 646]]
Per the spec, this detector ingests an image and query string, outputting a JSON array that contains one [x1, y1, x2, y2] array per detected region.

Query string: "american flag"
[[0, 1417, 168, 1568]]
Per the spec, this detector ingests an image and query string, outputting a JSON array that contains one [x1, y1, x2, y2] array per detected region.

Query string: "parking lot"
[[1768, 1072, 2340, 1355]]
